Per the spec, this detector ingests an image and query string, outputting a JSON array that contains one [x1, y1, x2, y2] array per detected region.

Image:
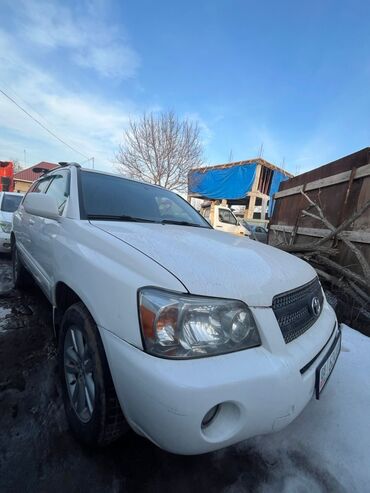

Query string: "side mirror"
[[23, 193, 60, 220]]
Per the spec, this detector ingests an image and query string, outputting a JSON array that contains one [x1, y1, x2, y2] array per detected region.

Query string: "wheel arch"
[[54, 282, 92, 338]]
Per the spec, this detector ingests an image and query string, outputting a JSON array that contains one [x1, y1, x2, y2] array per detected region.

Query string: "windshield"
[[1, 194, 22, 213], [80, 171, 210, 228]]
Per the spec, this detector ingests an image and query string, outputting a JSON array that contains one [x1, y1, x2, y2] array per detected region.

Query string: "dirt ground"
[[0, 255, 355, 493]]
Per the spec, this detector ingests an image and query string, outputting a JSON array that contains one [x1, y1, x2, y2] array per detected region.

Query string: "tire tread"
[[59, 302, 128, 447]]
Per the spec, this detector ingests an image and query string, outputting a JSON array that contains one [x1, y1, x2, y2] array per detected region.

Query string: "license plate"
[[315, 331, 341, 399]]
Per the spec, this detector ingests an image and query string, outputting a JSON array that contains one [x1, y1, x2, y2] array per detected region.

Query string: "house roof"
[[14, 162, 59, 182]]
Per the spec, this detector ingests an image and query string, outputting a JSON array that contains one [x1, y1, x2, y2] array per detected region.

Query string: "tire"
[[12, 242, 33, 289], [58, 302, 128, 446]]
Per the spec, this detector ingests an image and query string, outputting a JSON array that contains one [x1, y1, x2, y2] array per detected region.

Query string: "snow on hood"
[[91, 221, 317, 306]]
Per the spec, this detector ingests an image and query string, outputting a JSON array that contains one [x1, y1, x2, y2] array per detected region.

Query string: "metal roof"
[[14, 162, 59, 182]]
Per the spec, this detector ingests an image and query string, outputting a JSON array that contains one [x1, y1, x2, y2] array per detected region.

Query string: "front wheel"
[[58, 302, 128, 446]]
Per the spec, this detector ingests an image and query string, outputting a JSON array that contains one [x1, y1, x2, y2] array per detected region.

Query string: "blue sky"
[[0, 0, 369, 175]]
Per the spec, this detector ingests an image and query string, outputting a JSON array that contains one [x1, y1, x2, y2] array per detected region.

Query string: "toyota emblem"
[[311, 296, 321, 317]]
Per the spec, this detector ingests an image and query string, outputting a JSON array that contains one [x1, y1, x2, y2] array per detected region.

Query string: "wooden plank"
[[355, 163, 370, 179], [274, 163, 370, 199], [305, 169, 351, 191], [192, 158, 294, 177], [271, 225, 301, 233], [269, 224, 370, 244], [341, 230, 370, 243], [339, 167, 357, 224], [274, 185, 304, 199]]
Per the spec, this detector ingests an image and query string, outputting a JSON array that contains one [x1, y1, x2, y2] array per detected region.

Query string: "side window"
[[45, 173, 69, 215], [219, 209, 237, 225], [31, 178, 53, 193], [22, 177, 52, 205]]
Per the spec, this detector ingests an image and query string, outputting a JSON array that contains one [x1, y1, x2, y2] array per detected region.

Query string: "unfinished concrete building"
[[188, 158, 293, 225]]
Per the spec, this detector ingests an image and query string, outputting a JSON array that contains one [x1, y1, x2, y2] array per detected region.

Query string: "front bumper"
[[101, 300, 338, 455], [0, 231, 11, 252]]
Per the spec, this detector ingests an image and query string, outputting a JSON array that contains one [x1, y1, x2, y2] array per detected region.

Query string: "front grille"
[[272, 277, 324, 343]]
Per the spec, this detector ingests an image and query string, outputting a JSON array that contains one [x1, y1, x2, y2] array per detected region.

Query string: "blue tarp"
[[188, 163, 257, 200], [268, 170, 288, 217]]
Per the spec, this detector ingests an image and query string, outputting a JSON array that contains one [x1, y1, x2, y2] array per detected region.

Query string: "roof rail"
[[58, 162, 81, 168]]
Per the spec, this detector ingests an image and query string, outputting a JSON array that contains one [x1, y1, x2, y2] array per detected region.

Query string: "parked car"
[[12, 163, 341, 455], [0, 191, 23, 253], [200, 203, 249, 237], [239, 220, 268, 243]]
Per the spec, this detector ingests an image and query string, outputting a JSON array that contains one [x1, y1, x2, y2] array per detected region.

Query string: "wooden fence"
[[268, 147, 370, 332]]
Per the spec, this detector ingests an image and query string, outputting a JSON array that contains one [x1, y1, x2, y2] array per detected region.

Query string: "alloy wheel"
[[64, 326, 96, 423]]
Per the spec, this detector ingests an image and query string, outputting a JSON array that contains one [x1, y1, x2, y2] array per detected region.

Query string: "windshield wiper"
[[160, 219, 205, 228], [88, 215, 207, 227], [87, 214, 158, 223]]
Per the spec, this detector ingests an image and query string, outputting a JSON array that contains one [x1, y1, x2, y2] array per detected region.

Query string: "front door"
[[14, 177, 53, 280], [30, 171, 69, 296], [216, 207, 240, 234]]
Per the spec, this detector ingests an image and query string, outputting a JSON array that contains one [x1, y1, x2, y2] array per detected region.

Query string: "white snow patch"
[[0, 307, 11, 318], [0, 307, 12, 333], [225, 326, 370, 492]]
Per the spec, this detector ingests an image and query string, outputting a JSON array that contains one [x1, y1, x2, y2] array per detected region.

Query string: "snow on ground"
[[220, 325, 370, 492]]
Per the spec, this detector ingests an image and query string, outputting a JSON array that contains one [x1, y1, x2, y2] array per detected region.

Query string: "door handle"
[[29, 218, 35, 225]]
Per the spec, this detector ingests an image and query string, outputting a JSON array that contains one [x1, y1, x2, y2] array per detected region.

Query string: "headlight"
[[0, 221, 11, 233], [139, 288, 261, 358]]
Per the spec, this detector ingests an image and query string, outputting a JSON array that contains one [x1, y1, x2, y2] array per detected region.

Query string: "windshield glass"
[[80, 171, 210, 228], [1, 194, 22, 212]]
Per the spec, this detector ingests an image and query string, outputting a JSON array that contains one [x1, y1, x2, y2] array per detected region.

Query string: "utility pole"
[[258, 142, 264, 158]]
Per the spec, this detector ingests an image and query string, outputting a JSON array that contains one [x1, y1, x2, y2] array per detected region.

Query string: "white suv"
[[11, 163, 341, 454]]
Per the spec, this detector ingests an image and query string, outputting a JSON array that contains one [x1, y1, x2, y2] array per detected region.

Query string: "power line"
[[0, 87, 90, 160], [0, 79, 52, 128], [80, 156, 95, 168]]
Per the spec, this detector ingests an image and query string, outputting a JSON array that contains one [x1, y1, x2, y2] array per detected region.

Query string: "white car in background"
[[200, 203, 249, 237], [11, 164, 341, 455], [0, 192, 23, 253]]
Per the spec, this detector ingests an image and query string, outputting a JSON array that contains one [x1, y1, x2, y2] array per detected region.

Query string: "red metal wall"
[[0, 161, 14, 192]]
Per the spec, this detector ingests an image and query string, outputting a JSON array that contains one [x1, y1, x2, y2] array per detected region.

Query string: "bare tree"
[[116, 111, 204, 191], [12, 159, 23, 173]]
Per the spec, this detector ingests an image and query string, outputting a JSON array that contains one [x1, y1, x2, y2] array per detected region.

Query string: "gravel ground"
[[0, 255, 367, 493]]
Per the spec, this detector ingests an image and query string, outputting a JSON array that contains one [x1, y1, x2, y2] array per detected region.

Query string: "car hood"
[[91, 222, 317, 306]]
